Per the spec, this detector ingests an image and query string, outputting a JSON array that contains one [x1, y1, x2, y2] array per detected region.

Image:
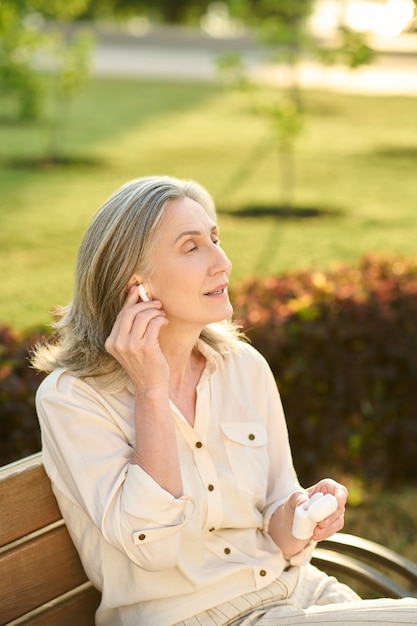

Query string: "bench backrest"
[[0, 453, 100, 626]]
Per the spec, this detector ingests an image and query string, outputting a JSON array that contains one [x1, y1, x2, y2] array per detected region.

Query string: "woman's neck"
[[159, 330, 206, 426], [159, 323, 201, 375]]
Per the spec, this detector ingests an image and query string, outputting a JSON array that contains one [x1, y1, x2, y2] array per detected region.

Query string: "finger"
[[107, 286, 140, 341], [314, 513, 345, 541], [141, 316, 169, 348], [105, 305, 165, 357], [131, 308, 168, 343], [287, 490, 309, 512], [115, 298, 163, 338], [308, 479, 348, 507], [115, 308, 166, 349]]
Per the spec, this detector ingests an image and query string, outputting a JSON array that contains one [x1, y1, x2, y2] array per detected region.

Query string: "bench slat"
[[5, 583, 100, 626], [0, 524, 89, 624], [321, 533, 417, 587], [0, 455, 61, 546], [312, 548, 415, 599]]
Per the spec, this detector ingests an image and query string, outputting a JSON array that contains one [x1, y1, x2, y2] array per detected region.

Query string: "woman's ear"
[[125, 275, 151, 300], [125, 274, 144, 293]]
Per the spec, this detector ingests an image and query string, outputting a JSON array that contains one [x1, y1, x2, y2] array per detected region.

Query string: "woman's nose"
[[210, 244, 232, 276]]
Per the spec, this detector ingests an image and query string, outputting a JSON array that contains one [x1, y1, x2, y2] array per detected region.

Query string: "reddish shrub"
[[0, 326, 47, 465], [231, 254, 417, 488]]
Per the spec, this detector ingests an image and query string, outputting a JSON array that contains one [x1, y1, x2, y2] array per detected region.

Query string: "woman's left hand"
[[306, 478, 348, 542]]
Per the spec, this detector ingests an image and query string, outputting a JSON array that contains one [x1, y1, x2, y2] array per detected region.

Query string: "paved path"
[[90, 24, 417, 95]]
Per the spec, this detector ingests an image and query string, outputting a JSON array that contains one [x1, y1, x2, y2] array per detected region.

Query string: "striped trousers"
[[175, 564, 417, 625]]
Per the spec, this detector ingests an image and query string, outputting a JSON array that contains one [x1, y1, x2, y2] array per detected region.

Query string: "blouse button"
[[224, 547, 231, 555], [248, 433, 255, 441], [208, 484, 214, 491], [259, 569, 267, 577], [195, 441, 203, 448], [138, 533, 146, 541]]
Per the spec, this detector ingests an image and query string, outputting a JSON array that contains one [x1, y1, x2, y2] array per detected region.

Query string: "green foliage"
[[26, 0, 90, 20], [231, 253, 417, 489], [77, 0, 211, 23], [0, 0, 93, 134], [0, 2, 45, 119], [228, 0, 313, 52], [52, 31, 92, 100], [318, 25, 374, 69]]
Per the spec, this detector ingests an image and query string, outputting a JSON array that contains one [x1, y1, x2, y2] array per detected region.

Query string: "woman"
[[33, 176, 417, 625]]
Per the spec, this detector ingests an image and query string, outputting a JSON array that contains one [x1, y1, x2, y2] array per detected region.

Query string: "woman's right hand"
[[104, 285, 170, 393], [105, 286, 183, 495]]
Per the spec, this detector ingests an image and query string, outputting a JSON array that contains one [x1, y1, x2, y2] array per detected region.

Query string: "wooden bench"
[[1, 454, 417, 626], [0, 453, 100, 626]]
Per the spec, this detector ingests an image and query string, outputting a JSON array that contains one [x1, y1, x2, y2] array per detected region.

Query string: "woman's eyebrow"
[[174, 225, 218, 244]]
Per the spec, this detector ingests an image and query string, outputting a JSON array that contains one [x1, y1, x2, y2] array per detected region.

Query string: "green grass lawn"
[[1, 78, 417, 331], [344, 486, 417, 564]]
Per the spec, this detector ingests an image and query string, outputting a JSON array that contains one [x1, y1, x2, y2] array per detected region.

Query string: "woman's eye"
[[183, 236, 219, 252]]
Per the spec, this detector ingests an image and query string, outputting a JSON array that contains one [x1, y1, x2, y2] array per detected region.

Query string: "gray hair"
[[32, 176, 242, 387]]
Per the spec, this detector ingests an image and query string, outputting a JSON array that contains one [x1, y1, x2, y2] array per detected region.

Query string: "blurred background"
[[2, 0, 417, 325], [1, 0, 417, 571]]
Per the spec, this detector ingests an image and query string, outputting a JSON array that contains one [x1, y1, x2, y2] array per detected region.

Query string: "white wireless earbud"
[[138, 284, 150, 302]]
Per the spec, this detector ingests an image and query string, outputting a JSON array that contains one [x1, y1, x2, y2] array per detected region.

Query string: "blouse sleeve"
[[36, 369, 195, 571]]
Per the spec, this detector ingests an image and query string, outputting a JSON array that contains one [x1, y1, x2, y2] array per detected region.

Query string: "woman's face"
[[147, 196, 233, 330]]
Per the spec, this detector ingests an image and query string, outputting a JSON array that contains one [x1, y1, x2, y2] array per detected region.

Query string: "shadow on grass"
[[218, 204, 342, 219], [2, 154, 105, 170], [373, 145, 417, 159]]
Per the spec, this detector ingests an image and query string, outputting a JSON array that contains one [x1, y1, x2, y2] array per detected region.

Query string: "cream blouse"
[[36, 340, 314, 626]]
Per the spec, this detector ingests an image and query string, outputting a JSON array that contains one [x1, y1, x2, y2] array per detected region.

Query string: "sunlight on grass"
[[1, 79, 417, 329]]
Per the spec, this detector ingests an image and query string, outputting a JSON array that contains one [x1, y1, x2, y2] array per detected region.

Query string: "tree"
[[0, 0, 93, 162], [0, 2, 45, 120], [220, 0, 374, 210], [79, 0, 213, 23], [46, 28, 93, 162]]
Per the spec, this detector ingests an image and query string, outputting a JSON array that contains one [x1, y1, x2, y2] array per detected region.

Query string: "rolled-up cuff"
[[287, 538, 317, 566]]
